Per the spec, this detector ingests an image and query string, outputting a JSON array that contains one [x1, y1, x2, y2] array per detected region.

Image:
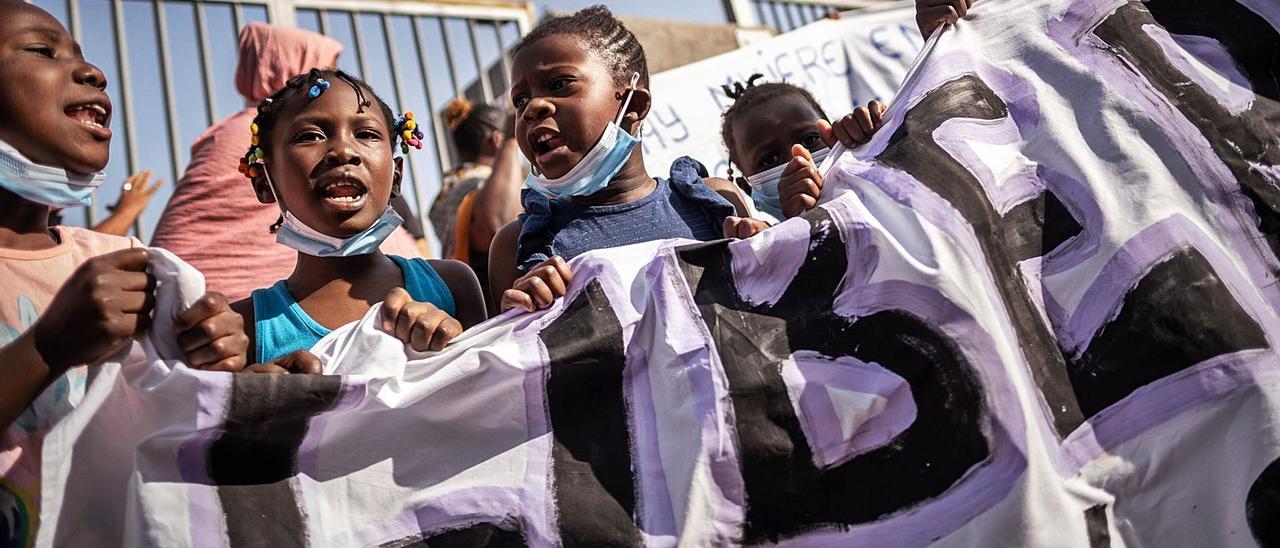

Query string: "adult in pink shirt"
[[151, 22, 420, 302]]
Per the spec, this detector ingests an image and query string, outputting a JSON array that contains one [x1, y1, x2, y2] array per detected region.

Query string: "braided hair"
[[443, 98, 505, 163], [514, 5, 649, 89], [241, 68, 399, 175], [719, 74, 828, 174]]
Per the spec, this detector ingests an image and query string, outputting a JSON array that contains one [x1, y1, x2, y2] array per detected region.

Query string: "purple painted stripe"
[[176, 371, 234, 546], [1057, 349, 1280, 474], [782, 353, 916, 468], [1058, 215, 1278, 356]]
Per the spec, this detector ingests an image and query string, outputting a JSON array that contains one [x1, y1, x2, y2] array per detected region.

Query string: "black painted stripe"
[[537, 280, 641, 547], [207, 373, 344, 548]]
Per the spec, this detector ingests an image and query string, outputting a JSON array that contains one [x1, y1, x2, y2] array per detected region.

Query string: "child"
[[719, 76, 886, 222], [229, 68, 487, 364], [489, 5, 751, 312], [720, 0, 975, 224], [0, 1, 248, 541]]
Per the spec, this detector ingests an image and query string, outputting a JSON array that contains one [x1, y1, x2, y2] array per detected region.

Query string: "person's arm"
[[703, 176, 752, 218], [429, 258, 488, 329], [467, 126, 524, 255], [0, 249, 155, 430], [93, 171, 162, 236], [487, 219, 524, 311]]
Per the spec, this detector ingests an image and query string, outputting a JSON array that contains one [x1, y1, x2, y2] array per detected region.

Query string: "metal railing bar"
[[194, 2, 219, 126], [109, 0, 142, 238], [349, 10, 371, 78], [233, 3, 244, 33], [411, 15, 455, 196], [67, 0, 94, 226], [294, 0, 529, 21], [152, 0, 185, 198], [438, 17, 463, 99], [380, 13, 428, 239], [318, 8, 331, 35], [465, 18, 493, 101], [491, 20, 511, 97], [768, 2, 787, 32]]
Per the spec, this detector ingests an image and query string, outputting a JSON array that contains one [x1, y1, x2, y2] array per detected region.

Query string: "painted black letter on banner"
[[1095, 1, 1280, 263], [536, 280, 641, 547], [875, 75, 1087, 437], [207, 373, 344, 548], [677, 208, 990, 543]]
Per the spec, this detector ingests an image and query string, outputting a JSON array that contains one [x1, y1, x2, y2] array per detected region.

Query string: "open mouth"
[[530, 128, 568, 162], [318, 178, 369, 211], [64, 100, 110, 138]]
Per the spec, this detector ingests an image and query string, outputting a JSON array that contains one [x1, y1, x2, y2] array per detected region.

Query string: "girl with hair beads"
[[720, 75, 887, 223], [0, 2, 247, 541], [489, 5, 750, 313], [229, 68, 486, 365]]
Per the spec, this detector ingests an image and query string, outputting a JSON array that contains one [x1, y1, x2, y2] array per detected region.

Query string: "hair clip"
[[308, 78, 331, 99], [396, 112, 425, 154]]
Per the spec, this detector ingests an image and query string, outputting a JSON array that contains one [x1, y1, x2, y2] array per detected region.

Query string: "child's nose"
[[74, 61, 108, 91], [522, 96, 554, 121], [324, 143, 362, 166]]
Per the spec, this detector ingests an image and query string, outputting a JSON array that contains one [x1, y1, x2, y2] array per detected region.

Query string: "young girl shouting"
[[0, 2, 248, 541], [490, 5, 749, 312], [230, 69, 485, 364]]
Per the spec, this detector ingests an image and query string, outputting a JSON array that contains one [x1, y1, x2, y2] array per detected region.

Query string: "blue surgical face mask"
[[0, 138, 104, 208], [745, 146, 830, 220], [262, 166, 403, 257], [525, 73, 642, 199]]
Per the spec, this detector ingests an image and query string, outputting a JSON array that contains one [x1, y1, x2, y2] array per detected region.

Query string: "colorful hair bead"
[[308, 78, 331, 99]]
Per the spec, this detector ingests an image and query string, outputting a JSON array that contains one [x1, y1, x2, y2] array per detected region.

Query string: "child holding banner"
[[719, 0, 975, 222], [0, 1, 251, 541], [229, 68, 487, 364], [490, 5, 753, 312]]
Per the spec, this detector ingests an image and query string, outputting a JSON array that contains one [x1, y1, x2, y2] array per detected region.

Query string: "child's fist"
[[819, 100, 887, 148], [381, 287, 463, 352], [916, 0, 973, 38], [33, 248, 155, 371], [245, 349, 323, 374], [175, 292, 249, 372], [501, 256, 572, 312], [723, 216, 771, 239], [778, 145, 823, 219]]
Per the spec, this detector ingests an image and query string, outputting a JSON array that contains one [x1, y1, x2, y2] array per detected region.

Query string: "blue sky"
[[32, 0, 731, 240]]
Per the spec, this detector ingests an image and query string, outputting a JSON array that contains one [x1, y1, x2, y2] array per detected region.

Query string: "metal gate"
[[28, 0, 530, 250]]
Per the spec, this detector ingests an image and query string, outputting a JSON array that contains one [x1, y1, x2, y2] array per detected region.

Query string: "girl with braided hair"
[[489, 5, 753, 313], [228, 69, 486, 366]]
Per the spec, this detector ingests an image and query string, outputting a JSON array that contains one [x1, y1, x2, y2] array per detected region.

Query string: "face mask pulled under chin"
[[524, 73, 643, 199], [0, 138, 104, 208], [745, 146, 830, 220], [261, 166, 403, 257]]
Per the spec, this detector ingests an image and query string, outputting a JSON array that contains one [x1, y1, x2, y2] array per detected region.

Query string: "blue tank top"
[[250, 255, 456, 363], [516, 156, 734, 271]]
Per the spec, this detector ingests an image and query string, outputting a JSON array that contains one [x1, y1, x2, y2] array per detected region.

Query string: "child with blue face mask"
[[0, 2, 250, 541], [720, 76, 887, 224], [230, 69, 487, 365], [490, 5, 751, 313]]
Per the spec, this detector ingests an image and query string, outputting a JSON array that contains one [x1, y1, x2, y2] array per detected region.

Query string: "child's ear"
[[250, 173, 275, 204], [391, 156, 404, 197], [623, 87, 652, 129]]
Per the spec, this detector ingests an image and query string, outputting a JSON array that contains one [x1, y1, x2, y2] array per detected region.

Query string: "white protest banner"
[[30, 0, 1280, 546], [641, 1, 921, 177]]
